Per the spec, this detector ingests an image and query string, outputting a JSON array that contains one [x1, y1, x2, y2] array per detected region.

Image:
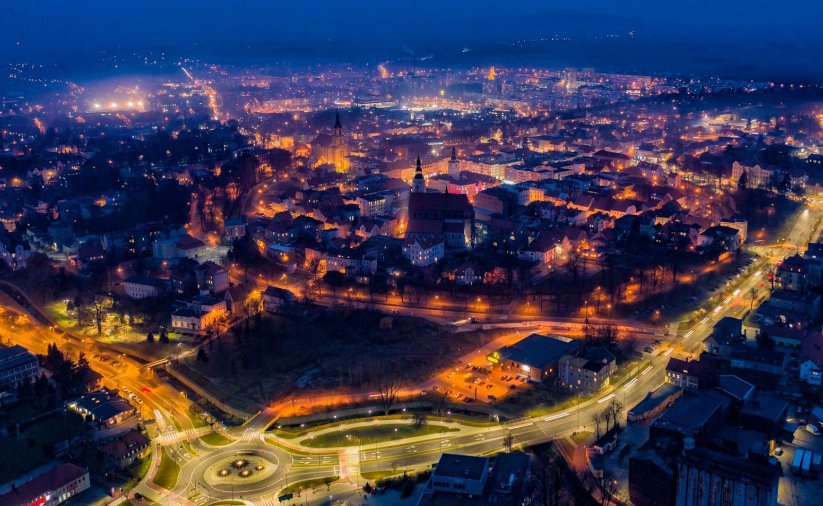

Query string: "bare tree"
[[606, 398, 624, 431], [592, 412, 605, 438], [503, 431, 514, 453], [376, 373, 401, 416], [412, 412, 427, 430], [531, 447, 564, 506]]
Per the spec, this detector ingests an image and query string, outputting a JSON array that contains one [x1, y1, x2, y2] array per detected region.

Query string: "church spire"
[[412, 155, 426, 193], [451, 147, 457, 161], [334, 112, 342, 129]]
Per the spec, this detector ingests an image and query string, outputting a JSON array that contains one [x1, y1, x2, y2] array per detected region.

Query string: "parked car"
[[805, 424, 820, 436]]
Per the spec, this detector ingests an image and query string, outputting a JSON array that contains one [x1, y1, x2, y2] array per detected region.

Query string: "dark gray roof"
[[715, 375, 754, 402], [0, 345, 38, 373], [433, 453, 489, 481], [500, 334, 580, 370]]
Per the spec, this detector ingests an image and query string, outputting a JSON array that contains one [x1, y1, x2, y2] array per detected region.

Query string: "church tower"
[[412, 156, 426, 193], [332, 113, 344, 148], [448, 147, 460, 178]]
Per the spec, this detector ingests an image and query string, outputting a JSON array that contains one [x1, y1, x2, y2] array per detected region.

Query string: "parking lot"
[[429, 362, 532, 404], [777, 415, 823, 505]]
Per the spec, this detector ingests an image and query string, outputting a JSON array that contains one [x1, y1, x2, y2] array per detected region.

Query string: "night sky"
[[3, 0, 823, 79]]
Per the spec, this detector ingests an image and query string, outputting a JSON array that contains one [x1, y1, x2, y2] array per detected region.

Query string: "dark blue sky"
[[3, 1, 823, 79]]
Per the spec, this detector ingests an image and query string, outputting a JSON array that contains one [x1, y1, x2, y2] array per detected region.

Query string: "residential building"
[[195, 261, 229, 294], [427, 453, 489, 496], [101, 430, 150, 469], [124, 275, 170, 299], [262, 286, 296, 313], [402, 236, 445, 267], [665, 357, 700, 390], [558, 346, 617, 392], [0, 345, 40, 390], [0, 463, 90, 506]]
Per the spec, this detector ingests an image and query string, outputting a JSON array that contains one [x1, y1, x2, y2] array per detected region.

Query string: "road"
[[3, 204, 821, 505]]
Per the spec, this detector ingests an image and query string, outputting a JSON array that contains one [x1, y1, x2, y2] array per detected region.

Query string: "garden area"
[[152, 448, 180, 490], [300, 423, 459, 448]]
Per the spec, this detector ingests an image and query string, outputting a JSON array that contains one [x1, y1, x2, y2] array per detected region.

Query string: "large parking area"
[[423, 330, 549, 404]]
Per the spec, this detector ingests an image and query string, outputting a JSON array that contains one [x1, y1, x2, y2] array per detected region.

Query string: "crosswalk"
[[242, 427, 264, 442]]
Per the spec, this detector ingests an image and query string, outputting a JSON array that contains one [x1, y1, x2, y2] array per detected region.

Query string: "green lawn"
[[570, 431, 594, 444], [153, 448, 180, 490], [361, 470, 404, 481], [123, 450, 152, 489], [280, 476, 339, 495], [301, 424, 459, 448], [200, 432, 232, 446]]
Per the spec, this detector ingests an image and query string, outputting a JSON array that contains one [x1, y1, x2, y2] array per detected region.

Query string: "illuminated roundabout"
[[186, 444, 291, 500]]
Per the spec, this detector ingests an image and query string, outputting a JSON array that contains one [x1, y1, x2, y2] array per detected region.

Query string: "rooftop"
[[500, 334, 580, 370]]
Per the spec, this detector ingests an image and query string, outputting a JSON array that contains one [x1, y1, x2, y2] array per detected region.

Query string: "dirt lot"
[[181, 307, 498, 412]]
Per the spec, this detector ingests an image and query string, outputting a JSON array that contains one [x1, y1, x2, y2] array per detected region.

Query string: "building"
[[402, 235, 445, 267], [665, 357, 700, 390], [124, 275, 170, 299], [101, 430, 150, 469], [195, 261, 229, 295], [406, 179, 474, 251], [224, 218, 247, 241], [420, 452, 530, 506], [776, 254, 807, 292], [427, 453, 489, 496], [675, 443, 780, 506], [412, 155, 426, 194], [312, 113, 349, 172], [0, 463, 90, 506], [171, 308, 218, 335], [558, 346, 617, 392], [0, 344, 40, 391], [487, 333, 580, 382], [262, 286, 296, 313], [66, 389, 135, 429]]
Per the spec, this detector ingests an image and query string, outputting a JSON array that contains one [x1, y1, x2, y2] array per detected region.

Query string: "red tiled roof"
[[0, 464, 87, 506]]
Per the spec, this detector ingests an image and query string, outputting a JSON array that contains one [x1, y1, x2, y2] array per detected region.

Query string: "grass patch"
[[281, 476, 339, 496], [153, 448, 180, 490], [361, 470, 402, 481], [200, 432, 232, 446], [208, 502, 245, 506], [274, 413, 491, 439], [188, 407, 209, 429], [123, 450, 152, 489], [301, 424, 459, 448], [571, 431, 594, 444]]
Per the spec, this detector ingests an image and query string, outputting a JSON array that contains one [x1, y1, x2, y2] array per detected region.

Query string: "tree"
[[412, 412, 427, 430], [592, 412, 605, 438], [756, 330, 775, 350], [503, 432, 514, 453], [196, 348, 209, 363], [531, 447, 564, 506], [242, 290, 264, 328], [749, 287, 758, 310], [765, 264, 776, 292], [159, 328, 169, 344], [605, 398, 624, 431], [376, 373, 401, 416], [146, 332, 155, 343], [737, 170, 748, 190]]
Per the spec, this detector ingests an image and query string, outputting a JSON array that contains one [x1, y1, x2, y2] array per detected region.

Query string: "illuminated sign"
[[486, 351, 501, 364]]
